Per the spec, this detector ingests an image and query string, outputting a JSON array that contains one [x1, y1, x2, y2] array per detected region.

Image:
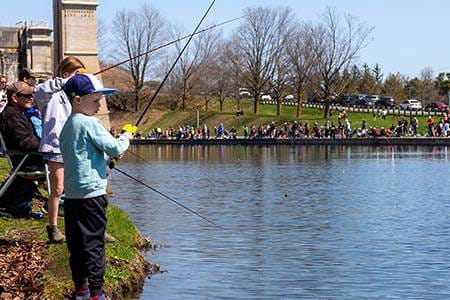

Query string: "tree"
[[312, 7, 373, 118], [113, 4, 165, 111], [341, 64, 362, 94], [404, 78, 421, 99], [97, 19, 112, 64], [382, 73, 406, 102], [168, 25, 221, 109], [229, 7, 292, 114], [358, 63, 378, 94], [436, 72, 450, 96], [212, 43, 234, 112], [417, 67, 439, 103], [373, 63, 383, 87], [286, 22, 316, 117]]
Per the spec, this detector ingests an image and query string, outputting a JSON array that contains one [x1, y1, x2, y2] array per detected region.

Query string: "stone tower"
[[53, 0, 110, 129], [21, 21, 53, 80]]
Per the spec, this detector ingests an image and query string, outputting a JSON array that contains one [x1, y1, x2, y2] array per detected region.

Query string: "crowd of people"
[[0, 59, 130, 300], [133, 111, 450, 141]]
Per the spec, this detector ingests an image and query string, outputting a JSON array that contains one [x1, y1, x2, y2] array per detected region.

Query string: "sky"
[[2, 0, 450, 78]]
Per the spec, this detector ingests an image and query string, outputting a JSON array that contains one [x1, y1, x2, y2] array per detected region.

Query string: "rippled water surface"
[[111, 145, 450, 299]]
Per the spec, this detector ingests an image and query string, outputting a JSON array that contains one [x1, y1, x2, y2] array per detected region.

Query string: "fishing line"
[[114, 166, 223, 229]]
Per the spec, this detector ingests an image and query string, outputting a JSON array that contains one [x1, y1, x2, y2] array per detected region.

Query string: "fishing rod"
[[134, 0, 217, 127], [114, 166, 222, 229], [110, 0, 221, 229], [94, 14, 245, 76]]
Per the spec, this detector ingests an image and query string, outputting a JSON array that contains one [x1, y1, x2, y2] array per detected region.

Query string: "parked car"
[[348, 94, 366, 106], [336, 94, 351, 105], [238, 88, 251, 97], [424, 101, 449, 112], [284, 94, 295, 101], [261, 94, 272, 102], [377, 96, 396, 108], [357, 95, 378, 107], [400, 99, 422, 110]]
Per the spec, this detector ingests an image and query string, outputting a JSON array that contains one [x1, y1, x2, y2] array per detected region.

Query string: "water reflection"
[[112, 145, 450, 299]]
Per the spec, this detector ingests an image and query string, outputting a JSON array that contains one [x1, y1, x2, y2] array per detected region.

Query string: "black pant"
[[64, 195, 108, 296]]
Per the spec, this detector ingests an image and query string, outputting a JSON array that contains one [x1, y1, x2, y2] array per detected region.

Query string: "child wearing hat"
[[60, 73, 132, 300]]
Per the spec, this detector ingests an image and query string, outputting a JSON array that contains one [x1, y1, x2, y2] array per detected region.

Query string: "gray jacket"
[[34, 77, 71, 153]]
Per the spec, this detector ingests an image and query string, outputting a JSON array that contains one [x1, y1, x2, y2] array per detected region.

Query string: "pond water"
[[111, 145, 450, 300]]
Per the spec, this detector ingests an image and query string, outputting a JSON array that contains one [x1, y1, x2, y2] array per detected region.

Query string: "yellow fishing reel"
[[122, 123, 138, 134]]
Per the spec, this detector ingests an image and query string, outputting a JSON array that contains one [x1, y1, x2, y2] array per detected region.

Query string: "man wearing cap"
[[0, 81, 43, 217], [0, 82, 41, 161]]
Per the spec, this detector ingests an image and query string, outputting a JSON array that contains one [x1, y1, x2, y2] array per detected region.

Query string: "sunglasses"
[[17, 93, 33, 99]]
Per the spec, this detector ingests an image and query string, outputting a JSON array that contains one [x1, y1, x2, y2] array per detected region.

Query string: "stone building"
[[0, 21, 53, 82], [53, 0, 110, 128]]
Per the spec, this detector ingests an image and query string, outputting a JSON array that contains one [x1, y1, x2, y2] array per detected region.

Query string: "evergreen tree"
[[436, 72, 450, 96], [358, 63, 378, 94]]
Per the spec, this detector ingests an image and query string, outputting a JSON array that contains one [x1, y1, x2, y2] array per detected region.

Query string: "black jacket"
[[0, 104, 42, 168]]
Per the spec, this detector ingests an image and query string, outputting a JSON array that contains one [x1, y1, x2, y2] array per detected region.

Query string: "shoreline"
[[131, 137, 450, 146]]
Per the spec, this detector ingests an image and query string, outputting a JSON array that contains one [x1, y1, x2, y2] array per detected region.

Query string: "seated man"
[[0, 82, 43, 217]]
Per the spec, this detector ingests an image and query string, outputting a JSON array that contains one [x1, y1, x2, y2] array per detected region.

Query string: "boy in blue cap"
[[60, 73, 132, 300]]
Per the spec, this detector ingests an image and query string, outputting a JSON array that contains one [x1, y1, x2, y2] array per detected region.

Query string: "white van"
[[261, 94, 272, 101]]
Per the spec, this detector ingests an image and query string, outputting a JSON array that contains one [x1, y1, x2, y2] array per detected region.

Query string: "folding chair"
[[0, 130, 50, 200]]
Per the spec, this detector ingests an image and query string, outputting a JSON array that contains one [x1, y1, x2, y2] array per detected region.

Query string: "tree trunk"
[[237, 98, 241, 111], [296, 91, 302, 118], [323, 100, 330, 119], [204, 95, 208, 111], [134, 90, 139, 111], [219, 95, 224, 112], [276, 99, 281, 115], [254, 93, 260, 114]]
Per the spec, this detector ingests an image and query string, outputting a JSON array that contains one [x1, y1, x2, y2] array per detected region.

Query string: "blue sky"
[[2, 0, 449, 78]]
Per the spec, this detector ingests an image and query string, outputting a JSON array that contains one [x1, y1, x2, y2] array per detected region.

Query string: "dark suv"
[[377, 96, 396, 108]]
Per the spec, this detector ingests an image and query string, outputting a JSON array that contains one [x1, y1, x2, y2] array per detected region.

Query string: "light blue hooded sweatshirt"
[[60, 113, 129, 199]]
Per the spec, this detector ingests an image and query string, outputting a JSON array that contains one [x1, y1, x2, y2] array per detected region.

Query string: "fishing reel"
[[108, 123, 138, 169]]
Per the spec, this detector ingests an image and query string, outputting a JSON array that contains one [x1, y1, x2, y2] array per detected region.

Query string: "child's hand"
[[123, 132, 133, 140]]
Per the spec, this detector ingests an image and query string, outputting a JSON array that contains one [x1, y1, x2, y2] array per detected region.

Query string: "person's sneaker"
[[73, 289, 90, 300], [46, 225, 66, 243], [90, 293, 109, 300], [104, 232, 116, 243]]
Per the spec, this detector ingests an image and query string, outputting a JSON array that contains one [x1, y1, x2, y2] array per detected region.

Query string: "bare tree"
[[286, 22, 316, 117], [229, 7, 292, 114], [223, 40, 245, 111], [313, 7, 373, 118], [214, 44, 235, 112], [113, 4, 165, 111], [97, 19, 113, 64], [169, 26, 221, 110], [418, 67, 439, 103]]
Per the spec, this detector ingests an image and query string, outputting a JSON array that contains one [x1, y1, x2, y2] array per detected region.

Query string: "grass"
[[131, 97, 436, 136], [0, 157, 148, 299]]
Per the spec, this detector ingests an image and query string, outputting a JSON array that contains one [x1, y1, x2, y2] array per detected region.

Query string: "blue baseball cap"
[[64, 73, 117, 99]]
